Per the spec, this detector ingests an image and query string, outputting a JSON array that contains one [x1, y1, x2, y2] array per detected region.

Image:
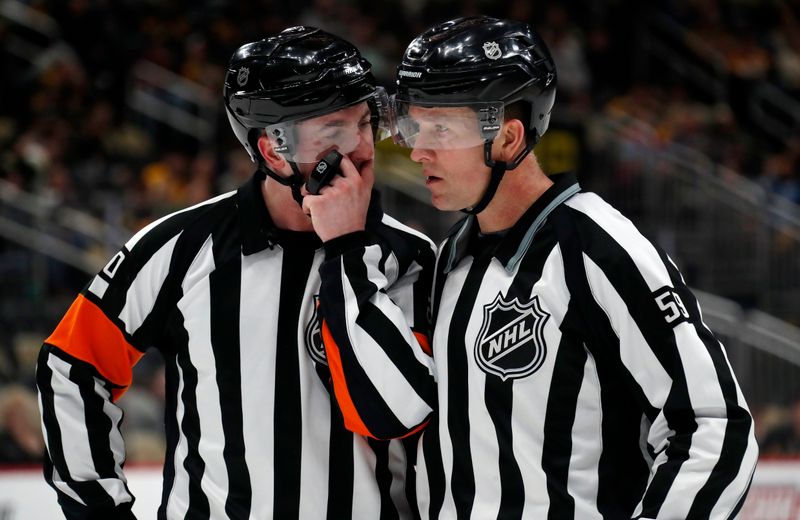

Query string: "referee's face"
[[293, 102, 375, 178], [407, 105, 490, 211]]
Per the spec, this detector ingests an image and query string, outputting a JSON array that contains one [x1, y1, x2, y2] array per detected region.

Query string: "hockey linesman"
[[36, 26, 436, 519], [389, 16, 758, 519]]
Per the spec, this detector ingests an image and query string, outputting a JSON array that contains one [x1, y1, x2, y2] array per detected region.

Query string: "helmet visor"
[[391, 97, 504, 150], [266, 87, 390, 163]]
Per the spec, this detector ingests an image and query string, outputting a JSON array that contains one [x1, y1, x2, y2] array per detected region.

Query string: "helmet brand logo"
[[237, 67, 250, 86], [483, 41, 502, 60], [343, 65, 361, 75], [398, 69, 422, 78]]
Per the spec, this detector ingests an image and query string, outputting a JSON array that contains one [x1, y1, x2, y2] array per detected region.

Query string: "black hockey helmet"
[[392, 16, 557, 214], [394, 15, 556, 150], [224, 26, 389, 165]]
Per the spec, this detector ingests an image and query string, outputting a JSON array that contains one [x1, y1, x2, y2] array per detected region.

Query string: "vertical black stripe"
[[209, 243, 252, 520], [484, 377, 525, 520], [541, 329, 585, 520], [175, 326, 211, 520], [37, 347, 120, 508], [369, 439, 400, 520], [158, 354, 181, 520], [594, 348, 653, 519], [552, 209, 654, 518], [412, 243, 436, 335], [661, 252, 755, 517], [540, 209, 590, 520], [37, 349, 73, 486], [273, 246, 315, 518], [430, 242, 451, 333], [556, 207, 693, 517], [378, 242, 390, 274], [326, 393, 354, 519], [727, 476, 752, 520], [449, 254, 493, 518], [402, 435, 422, 520], [488, 229, 556, 520], [74, 367, 119, 480], [423, 414, 446, 519]]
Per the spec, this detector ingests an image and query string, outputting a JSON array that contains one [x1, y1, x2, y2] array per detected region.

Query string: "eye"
[[404, 120, 420, 133], [434, 124, 450, 134]]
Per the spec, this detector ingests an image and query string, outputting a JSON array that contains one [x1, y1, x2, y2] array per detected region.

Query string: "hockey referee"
[[390, 16, 758, 520], [36, 27, 436, 519]]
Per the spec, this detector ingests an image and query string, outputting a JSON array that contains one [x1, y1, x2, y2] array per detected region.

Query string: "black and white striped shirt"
[[416, 173, 758, 519], [36, 173, 437, 519]]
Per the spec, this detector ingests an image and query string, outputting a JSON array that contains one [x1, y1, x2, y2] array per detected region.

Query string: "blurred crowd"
[[3, 0, 800, 224], [2, 0, 800, 464]]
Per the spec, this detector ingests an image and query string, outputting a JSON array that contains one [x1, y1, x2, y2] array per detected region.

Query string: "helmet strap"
[[260, 162, 306, 207], [462, 142, 506, 215], [462, 159, 506, 215], [461, 137, 537, 215], [287, 161, 305, 207]]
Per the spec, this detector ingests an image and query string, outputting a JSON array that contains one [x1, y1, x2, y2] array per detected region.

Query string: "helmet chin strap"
[[258, 161, 305, 207], [460, 139, 536, 215], [462, 157, 506, 215]]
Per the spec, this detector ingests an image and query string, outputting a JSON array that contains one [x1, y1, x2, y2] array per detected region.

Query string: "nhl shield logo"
[[474, 293, 550, 380], [236, 66, 250, 86], [483, 41, 502, 60], [305, 295, 327, 365]]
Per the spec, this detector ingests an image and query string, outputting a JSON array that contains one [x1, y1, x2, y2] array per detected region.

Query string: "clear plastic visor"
[[391, 97, 504, 150], [266, 87, 390, 164]]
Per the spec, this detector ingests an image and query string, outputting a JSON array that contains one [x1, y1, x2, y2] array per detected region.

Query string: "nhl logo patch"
[[483, 41, 502, 60], [305, 295, 327, 365], [474, 293, 549, 380], [236, 66, 250, 86]]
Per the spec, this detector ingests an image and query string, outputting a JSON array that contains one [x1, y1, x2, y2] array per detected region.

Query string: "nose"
[[410, 145, 433, 164]]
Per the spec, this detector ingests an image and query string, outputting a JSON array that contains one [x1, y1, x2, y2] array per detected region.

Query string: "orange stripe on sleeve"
[[414, 331, 432, 356], [399, 418, 429, 439], [321, 319, 375, 438], [46, 294, 143, 401]]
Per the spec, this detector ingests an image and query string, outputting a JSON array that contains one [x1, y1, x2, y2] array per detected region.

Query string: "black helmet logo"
[[483, 41, 501, 60], [237, 66, 250, 87]]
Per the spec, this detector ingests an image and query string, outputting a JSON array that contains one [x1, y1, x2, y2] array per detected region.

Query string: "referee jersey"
[[36, 173, 436, 519], [416, 173, 758, 519]]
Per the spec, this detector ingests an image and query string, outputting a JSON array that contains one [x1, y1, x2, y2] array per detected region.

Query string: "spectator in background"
[[0, 385, 44, 464], [771, 0, 800, 95], [760, 138, 800, 205], [541, 5, 591, 109], [761, 399, 800, 455]]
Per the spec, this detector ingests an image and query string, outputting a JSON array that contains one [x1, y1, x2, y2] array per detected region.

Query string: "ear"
[[257, 134, 288, 172], [493, 118, 527, 163]]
